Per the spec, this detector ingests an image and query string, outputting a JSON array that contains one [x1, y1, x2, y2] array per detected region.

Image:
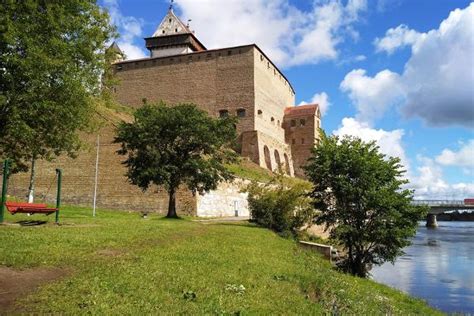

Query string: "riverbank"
[[0, 205, 440, 314]]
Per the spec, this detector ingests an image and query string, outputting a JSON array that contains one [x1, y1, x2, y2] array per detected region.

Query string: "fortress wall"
[[256, 131, 294, 176], [8, 122, 197, 215], [284, 113, 320, 177], [196, 179, 250, 217], [113, 46, 256, 136], [253, 49, 295, 143]]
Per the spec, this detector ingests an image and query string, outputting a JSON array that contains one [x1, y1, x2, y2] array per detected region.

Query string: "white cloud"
[[340, 69, 404, 123], [176, 0, 366, 67], [103, 0, 147, 60], [333, 117, 474, 199], [299, 92, 331, 116], [410, 156, 474, 200], [436, 140, 474, 168], [342, 3, 474, 128], [333, 117, 408, 169], [374, 24, 422, 54]]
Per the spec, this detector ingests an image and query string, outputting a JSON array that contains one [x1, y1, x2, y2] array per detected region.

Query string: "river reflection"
[[371, 222, 474, 313]]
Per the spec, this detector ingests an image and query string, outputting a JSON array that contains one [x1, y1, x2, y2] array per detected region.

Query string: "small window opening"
[[237, 109, 246, 118], [169, 18, 172, 23], [300, 119, 306, 126], [290, 120, 296, 127], [271, 117, 275, 124], [260, 54, 264, 61], [301, 138, 305, 144], [257, 109, 263, 116], [219, 110, 229, 118], [175, 28, 178, 32]]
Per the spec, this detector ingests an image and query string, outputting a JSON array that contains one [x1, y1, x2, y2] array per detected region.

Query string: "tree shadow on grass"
[[16, 220, 48, 226]]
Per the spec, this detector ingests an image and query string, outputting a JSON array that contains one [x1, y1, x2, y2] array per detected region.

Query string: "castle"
[[8, 8, 321, 216], [112, 8, 321, 178]]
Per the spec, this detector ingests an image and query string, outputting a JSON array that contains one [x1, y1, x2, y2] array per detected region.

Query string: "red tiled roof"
[[284, 104, 319, 117]]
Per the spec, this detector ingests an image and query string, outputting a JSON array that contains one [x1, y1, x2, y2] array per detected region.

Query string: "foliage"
[[0, 0, 115, 172], [0, 205, 440, 315], [115, 102, 238, 218], [246, 172, 315, 236], [305, 133, 427, 277]]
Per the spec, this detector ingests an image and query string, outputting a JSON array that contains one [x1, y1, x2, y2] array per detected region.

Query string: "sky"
[[100, 0, 474, 199]]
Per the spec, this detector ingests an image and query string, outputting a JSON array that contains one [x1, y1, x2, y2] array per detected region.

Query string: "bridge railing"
[[411, 200, 465, 206]]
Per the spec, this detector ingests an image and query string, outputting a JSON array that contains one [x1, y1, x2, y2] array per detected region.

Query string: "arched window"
[[274, 150, 281, 171], [271, 117, 275, 124], [219, 110, 228, 118], [284, 153, 291, 175], [236, 108, 246, 117], [257, 109, 263, 117], [263, 146, 272, 170]]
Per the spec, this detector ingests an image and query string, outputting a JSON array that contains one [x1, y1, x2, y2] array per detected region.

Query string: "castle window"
[[277, 120, 280, 126], [300, 119, 306, 126], [257, 109, 263, 117], [162, 30, 165, 34], [175, 28, 178, 32], [237, 109, 246, 118], [271, 117, 275, 124], [291, 120, 296, 127], [169, 18, 172, 23], [219, 110, 229, 118], [301, 138, 305, 144], [260, 54, 264, 61]]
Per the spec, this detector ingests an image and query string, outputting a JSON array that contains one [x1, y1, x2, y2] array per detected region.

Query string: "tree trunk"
[[27, 157, 36, 203], [166, 187, 178, 218]]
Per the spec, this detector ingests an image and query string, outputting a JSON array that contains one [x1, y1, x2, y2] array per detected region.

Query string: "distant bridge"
[[411, 199, 474, 227]]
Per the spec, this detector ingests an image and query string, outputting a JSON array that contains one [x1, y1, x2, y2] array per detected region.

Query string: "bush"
[[245, 173, 315, 236]]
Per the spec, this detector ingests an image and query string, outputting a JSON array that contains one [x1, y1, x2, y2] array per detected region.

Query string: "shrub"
[[246, 173, 315, 236]]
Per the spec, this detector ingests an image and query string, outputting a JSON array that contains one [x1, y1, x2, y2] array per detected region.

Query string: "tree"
[[115, 103, 238, 218], [305, 133, 426, 278], [0, 1, 115, 199], [246, 172, 315, 237]]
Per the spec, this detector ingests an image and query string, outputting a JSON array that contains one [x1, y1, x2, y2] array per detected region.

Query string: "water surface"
[[371, 222, 474, 313]]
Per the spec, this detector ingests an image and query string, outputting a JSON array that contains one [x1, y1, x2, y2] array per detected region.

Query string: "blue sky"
[[101, 0, 474, 199]]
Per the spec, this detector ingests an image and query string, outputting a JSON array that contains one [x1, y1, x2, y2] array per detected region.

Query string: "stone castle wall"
[[7, 120, 197, 215]]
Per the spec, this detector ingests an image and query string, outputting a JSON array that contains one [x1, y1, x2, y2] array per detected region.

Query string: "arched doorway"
[[284, 153, 291, 175], [274, 150, 281, 171], [263, 146, 272, 170]]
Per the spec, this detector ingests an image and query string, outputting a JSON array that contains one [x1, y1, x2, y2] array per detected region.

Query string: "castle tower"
[[145, 7, 206, 58], [107, 41, 125, 63]]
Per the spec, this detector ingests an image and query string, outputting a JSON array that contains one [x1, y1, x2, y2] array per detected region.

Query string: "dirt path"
[[0, 267, 68, 313]]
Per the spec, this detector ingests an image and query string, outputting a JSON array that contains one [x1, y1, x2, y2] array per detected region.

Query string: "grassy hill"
[[0, 206, 440, 314]]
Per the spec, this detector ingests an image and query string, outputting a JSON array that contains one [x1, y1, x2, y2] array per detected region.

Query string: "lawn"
[[0, 206, 440, 315]]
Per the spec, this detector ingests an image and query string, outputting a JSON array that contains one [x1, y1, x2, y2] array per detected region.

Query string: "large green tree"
[[305, 133, 426, 278], [115, 103, 238, 218], [0, 0, 115, 199]]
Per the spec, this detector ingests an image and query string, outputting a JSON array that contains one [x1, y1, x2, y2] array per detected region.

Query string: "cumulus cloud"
[[176, 0, 367, 67], [340, 69, 404, 123], [374, 24, 422, 54], [103, 0, 147, 60], [342, 3, 474, 128], [411, 156, 474, 200], [333, 118, 474, 199], [299, 92, 331, 116], [436, 140, 474, 168], [333, 117, 408, 169]]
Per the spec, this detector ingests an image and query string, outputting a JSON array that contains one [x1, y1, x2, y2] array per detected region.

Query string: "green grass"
[[0, 206, 440, 315]]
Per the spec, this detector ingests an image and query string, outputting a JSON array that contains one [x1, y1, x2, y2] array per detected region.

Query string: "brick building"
[[7, 8, 321, 215], [112, 8, 321, 177]]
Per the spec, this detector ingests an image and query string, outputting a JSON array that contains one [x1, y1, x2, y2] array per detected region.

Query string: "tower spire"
[[169, 0, 174, 11]]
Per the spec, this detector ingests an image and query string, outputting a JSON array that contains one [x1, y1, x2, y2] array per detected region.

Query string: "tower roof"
[[152, 8, 192, 37]]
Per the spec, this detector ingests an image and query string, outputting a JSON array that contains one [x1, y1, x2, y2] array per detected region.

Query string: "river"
[[371, 221, 474, 314]]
